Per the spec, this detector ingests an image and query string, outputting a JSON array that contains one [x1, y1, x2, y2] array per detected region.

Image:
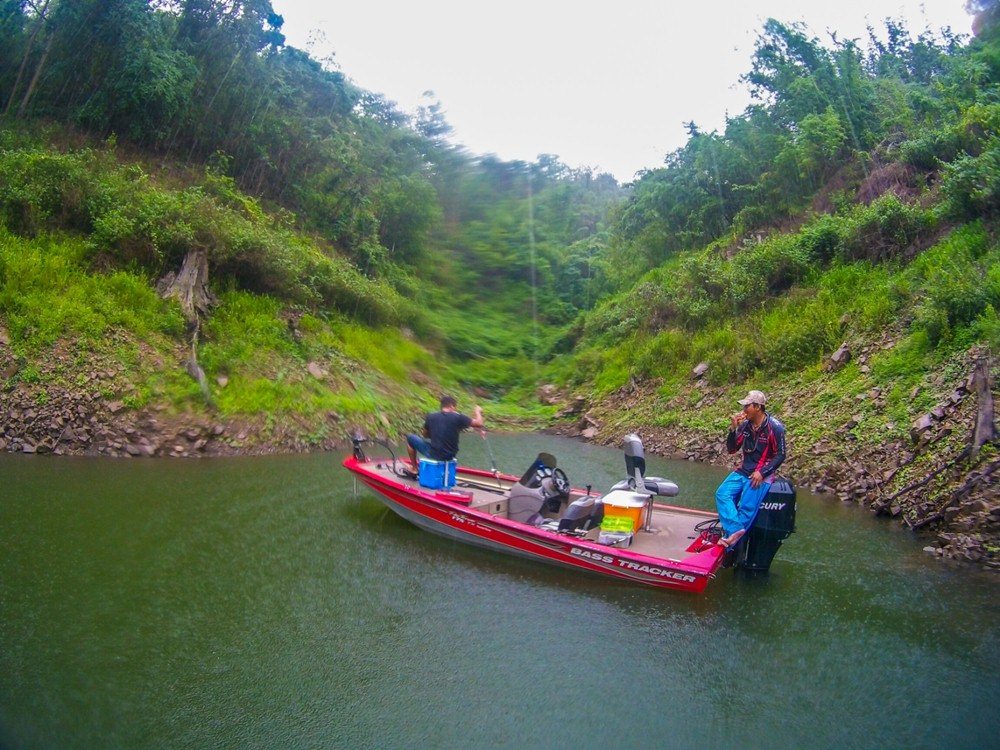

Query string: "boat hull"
[[345, 456, 724, 593]]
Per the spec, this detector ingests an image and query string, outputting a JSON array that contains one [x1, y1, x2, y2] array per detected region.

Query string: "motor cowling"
[[736, 477, 796, 572]]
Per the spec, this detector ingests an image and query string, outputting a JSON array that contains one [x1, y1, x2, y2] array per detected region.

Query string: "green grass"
[[0, 230, 185, 352]]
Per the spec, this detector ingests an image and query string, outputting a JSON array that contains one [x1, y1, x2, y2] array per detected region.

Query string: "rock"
[[581, 427, 598, 440], [125, 443, 142, 457], [930, 406, 946, 420], [828, 343, 852, 370], [216, 375, 229, 388], [910, 414, 934, 441], [537, 384, 560, 405], [692, 362, 709, 378], [557, 396, 587, 417], [307, 361, 325, 380]]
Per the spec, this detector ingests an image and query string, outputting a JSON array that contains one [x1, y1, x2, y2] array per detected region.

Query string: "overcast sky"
[[271, 1, 974, 182]]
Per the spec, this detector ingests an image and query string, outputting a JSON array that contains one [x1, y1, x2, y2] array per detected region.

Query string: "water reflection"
[[0, 435, 996, 750]]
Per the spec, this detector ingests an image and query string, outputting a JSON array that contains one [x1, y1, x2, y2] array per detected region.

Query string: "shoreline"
[[2, 351, 996, 572]]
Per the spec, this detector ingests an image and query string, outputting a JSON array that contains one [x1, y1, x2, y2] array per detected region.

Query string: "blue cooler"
[[418, 458, 457, 489]]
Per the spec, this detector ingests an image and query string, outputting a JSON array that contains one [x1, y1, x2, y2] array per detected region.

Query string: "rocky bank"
[[546, 343, 999, 571]]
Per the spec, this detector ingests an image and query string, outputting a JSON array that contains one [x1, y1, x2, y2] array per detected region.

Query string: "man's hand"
[[750, 470, 764, 488], [731, 412, 747, 431]]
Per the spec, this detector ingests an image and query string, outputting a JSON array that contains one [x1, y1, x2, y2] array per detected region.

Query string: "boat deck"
[[361, 459, 718, 562]]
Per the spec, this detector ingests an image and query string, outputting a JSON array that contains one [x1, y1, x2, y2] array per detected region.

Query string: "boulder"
[[910, 414, 934, 442], [828, 343, 852, 370], [537, 384, 560, 405]]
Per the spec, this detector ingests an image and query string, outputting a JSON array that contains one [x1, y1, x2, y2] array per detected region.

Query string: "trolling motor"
[[351, 431, 368, 461], [349, 430, 417, 480]]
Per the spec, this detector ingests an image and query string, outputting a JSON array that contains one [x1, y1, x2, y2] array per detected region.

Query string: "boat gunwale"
[[344, 455, 724, 583]]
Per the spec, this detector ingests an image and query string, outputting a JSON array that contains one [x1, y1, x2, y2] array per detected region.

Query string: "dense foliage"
[[0, 0, 623, 393], [0, 0, 998, 426], [557, 9, 1000, 406]]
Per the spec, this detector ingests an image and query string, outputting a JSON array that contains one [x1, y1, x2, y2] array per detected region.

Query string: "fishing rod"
[[481, 430, 504, 491]]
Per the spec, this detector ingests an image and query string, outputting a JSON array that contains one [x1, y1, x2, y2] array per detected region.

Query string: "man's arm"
[[469, 405, 484, 430], [726, 414, 746, 454]]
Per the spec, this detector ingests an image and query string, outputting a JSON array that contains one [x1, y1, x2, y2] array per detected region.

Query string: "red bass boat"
[[343, 434, 796, 593]]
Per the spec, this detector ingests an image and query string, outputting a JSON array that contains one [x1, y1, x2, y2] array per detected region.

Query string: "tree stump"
[[159, 249, 217, 405]]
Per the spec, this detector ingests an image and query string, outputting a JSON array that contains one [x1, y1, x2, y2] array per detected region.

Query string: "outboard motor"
[[735, 477, 797, 572]]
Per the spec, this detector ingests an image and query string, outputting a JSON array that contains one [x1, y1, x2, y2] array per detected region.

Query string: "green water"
[[1, 434, 996, 749]]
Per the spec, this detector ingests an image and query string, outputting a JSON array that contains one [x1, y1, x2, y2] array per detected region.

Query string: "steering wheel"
[[536, 466, 570, 495]]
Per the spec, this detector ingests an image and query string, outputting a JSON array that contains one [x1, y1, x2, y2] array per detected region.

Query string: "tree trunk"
[[971, 355, 997, 459], [16, 28, 55, 119], [4, 0, 51, 116]]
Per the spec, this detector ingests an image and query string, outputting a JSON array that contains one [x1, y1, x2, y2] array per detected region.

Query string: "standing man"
[[715, 390, 787, 548], [406, 395, 484, 474]]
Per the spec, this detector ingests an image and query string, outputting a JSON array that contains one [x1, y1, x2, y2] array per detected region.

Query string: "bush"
[[941, 140, 1000, 219], [906, 224, 1000, 344], [838, 194, 936, 262]]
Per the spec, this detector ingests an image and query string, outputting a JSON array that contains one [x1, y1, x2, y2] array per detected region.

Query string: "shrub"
[[941, 140, 1000, 219], [838, 194, 936, 262]]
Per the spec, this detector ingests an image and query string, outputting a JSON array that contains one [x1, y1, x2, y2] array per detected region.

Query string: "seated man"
[[406, 395, 484, 473], [715, 390, 787, 548]]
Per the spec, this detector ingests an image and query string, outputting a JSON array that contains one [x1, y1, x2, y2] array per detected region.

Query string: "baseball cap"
[[738, 390, 767, 406]]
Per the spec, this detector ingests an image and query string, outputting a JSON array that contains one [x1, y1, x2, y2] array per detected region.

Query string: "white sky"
[[271, 1, 974, 182]]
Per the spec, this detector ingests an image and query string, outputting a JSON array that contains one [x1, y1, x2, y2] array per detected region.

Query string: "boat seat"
[[608, 476, 679, 497], [507, 481, 548, 525], [557, 495, 602, 532]]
